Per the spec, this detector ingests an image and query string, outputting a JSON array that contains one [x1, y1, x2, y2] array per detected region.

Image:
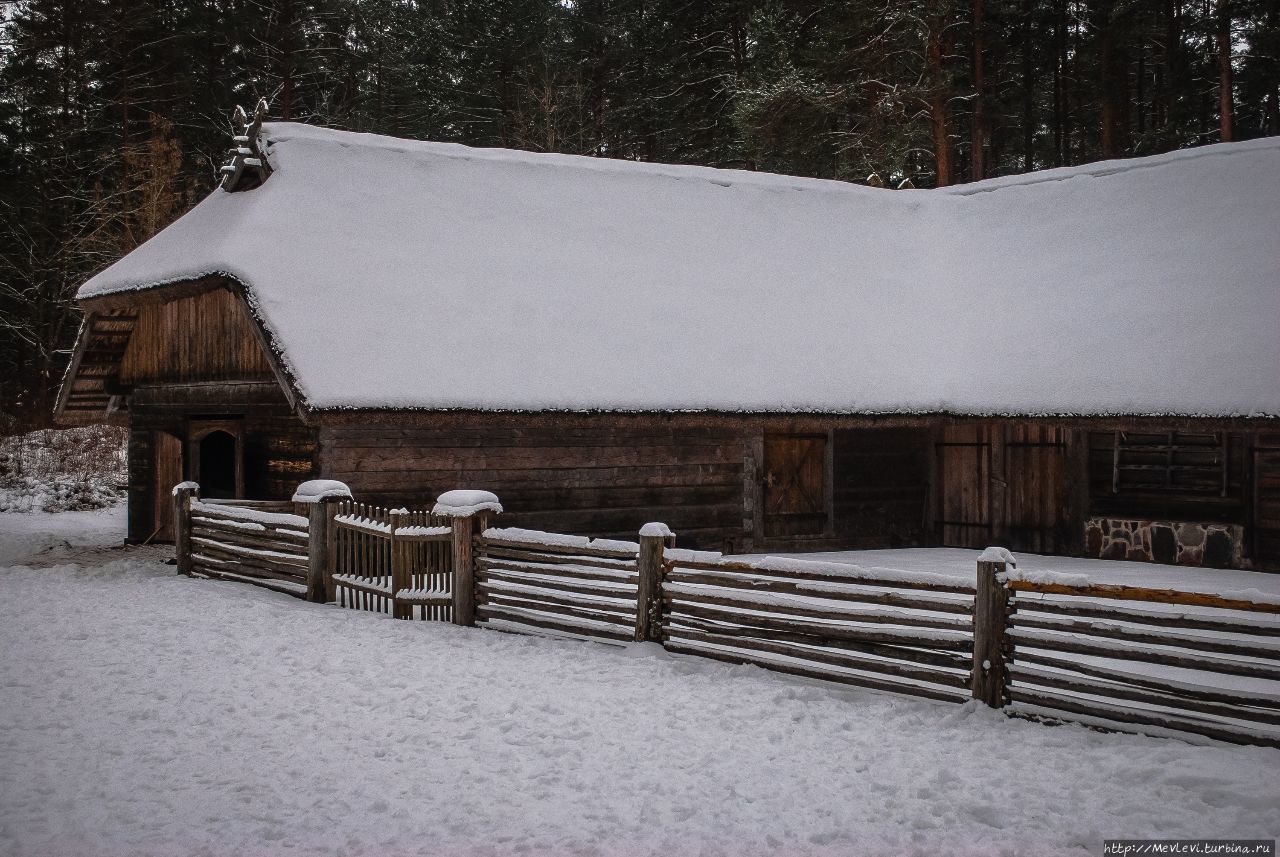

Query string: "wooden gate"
[[761, 434, 828, 538], [330, 502, 456, 619]]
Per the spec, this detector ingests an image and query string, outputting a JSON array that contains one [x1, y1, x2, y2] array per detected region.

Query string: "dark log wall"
[[832, 427, 932, 547], [317, 421, 747, 550], [118, 287, 275, 386]]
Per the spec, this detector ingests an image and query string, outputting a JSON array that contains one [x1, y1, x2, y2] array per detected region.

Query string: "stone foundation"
[[1084, 518, 1245, 569]]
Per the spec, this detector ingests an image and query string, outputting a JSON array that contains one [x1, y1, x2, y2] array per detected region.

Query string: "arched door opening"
[[198, 430, 239, 499]]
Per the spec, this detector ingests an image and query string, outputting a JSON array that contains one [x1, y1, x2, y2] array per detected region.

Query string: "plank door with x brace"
[[761, 433, 828, 538]]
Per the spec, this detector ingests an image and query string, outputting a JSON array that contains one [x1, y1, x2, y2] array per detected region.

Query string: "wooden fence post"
[[636, 523, 673, 642], [306, 497, 341, 603], [173, 482, 198, 576], [972, 547, 1014, 707], [390, 508, 411, 619], [294, 480, 352, 604], [432, 490, 503, 628], [450, 514, 477, 626]]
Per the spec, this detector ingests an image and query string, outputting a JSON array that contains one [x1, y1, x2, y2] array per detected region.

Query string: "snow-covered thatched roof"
[[78, 124, 1280, 416]]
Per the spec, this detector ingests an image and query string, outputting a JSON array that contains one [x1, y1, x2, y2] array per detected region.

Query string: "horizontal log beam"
[[667, 600, 973, 651], [1012, 597, 1280, 637], [480, 545, 637, 572], [667, 559, 974, 595], [662, 587, 971, 632], [479, 535, 638, 560], [477, 605, 633, 641], [1009, 580, 1280, 614], [669, 625, 968, 690], [1009, 629, 1280, 681], [1009, 688, 1280, 748], [1011, 613, 1280, 661], [666, 614, 970, 669], [1009, 665, 1280, 726], [1012, 650, 1280, 707], [664, 639, 967, 704]]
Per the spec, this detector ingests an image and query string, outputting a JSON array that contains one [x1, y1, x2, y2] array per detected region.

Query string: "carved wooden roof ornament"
[[220, 98, 272, 191]]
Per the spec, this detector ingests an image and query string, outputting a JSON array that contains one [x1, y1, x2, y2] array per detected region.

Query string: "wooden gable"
[[57, 280, 291, 424], [117, 287, 275, 386]]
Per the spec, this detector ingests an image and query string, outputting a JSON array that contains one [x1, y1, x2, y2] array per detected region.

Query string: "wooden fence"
[[662, 552, 975, 703], [330, 502, 454, 620], [474, 527, 644, 643], [181, 494, 311, 597], [172, 482, 1280, 747], [990, 570, 1280, 746]]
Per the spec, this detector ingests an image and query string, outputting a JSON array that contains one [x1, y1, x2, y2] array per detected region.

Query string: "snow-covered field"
[[3, 509, 1279, 857]]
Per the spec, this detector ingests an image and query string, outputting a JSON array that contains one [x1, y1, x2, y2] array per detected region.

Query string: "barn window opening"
[[198, 430, 239, 499], [1088, 431, 1244, 523]]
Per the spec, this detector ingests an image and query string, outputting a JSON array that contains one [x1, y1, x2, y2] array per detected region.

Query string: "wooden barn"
[[57, 117, 1280, 570]]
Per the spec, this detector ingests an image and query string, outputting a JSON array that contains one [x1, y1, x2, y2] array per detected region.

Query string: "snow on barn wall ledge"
[[75, 125, 1280, 417]]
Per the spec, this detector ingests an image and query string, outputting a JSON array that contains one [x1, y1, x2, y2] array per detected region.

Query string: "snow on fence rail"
[[662, 553, 976, 703], [474, 528, 645, 643], [179, 492, 311, 597], [171, 483, 1280, 747], [993, 569, 1280, 747]]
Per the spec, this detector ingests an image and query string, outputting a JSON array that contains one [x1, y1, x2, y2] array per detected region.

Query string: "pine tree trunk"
[[1216, 0, 1233, 142], [928, 7, 953, 186], [1054, 0, 1069, 165], [1098, 2, 1118, 158], [971, 0, 986, 181]]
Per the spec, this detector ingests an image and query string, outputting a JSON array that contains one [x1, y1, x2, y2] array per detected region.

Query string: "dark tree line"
[[1, 0, 1276, 429]]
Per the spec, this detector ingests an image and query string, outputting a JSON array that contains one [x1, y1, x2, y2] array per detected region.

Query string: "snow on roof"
[[78, 124, 1280, 416]]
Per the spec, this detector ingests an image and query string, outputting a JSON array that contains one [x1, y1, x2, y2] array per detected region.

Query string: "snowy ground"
[[0, 503, 129, 567], [2, 510, 1279, 857]]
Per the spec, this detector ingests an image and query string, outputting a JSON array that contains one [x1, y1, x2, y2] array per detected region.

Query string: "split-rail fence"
[[172, 482, 1280, 748]]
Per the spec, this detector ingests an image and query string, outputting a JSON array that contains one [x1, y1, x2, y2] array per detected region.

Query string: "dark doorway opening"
[[199, 430, 239, 499]]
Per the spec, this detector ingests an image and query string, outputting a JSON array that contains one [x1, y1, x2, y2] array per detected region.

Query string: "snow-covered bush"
[[0, 426, 127, 512]]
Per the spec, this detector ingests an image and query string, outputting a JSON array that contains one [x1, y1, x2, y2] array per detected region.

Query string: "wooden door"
[[1005, 428, 1068, 554], [936, 427, 991, 548], [152, 431, 183, 542], [762, 434, 828, 538]]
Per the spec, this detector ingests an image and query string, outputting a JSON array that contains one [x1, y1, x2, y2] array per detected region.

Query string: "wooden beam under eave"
[[231, 287, 307, 421], [53, 313, 94, 425]]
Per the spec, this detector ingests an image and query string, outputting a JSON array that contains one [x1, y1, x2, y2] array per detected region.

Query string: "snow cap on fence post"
[[172, 482, 199, 577], [434, 490, 502, 627], [972, 546, 1015, 708], [635, 523, 672, 643], [295, 481, 351, 604], [291, 479, 353, 504], [431, 490, 503, 517]]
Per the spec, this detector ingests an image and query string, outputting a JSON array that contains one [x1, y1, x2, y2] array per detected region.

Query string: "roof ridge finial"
[[220, 98, 273, 192]]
